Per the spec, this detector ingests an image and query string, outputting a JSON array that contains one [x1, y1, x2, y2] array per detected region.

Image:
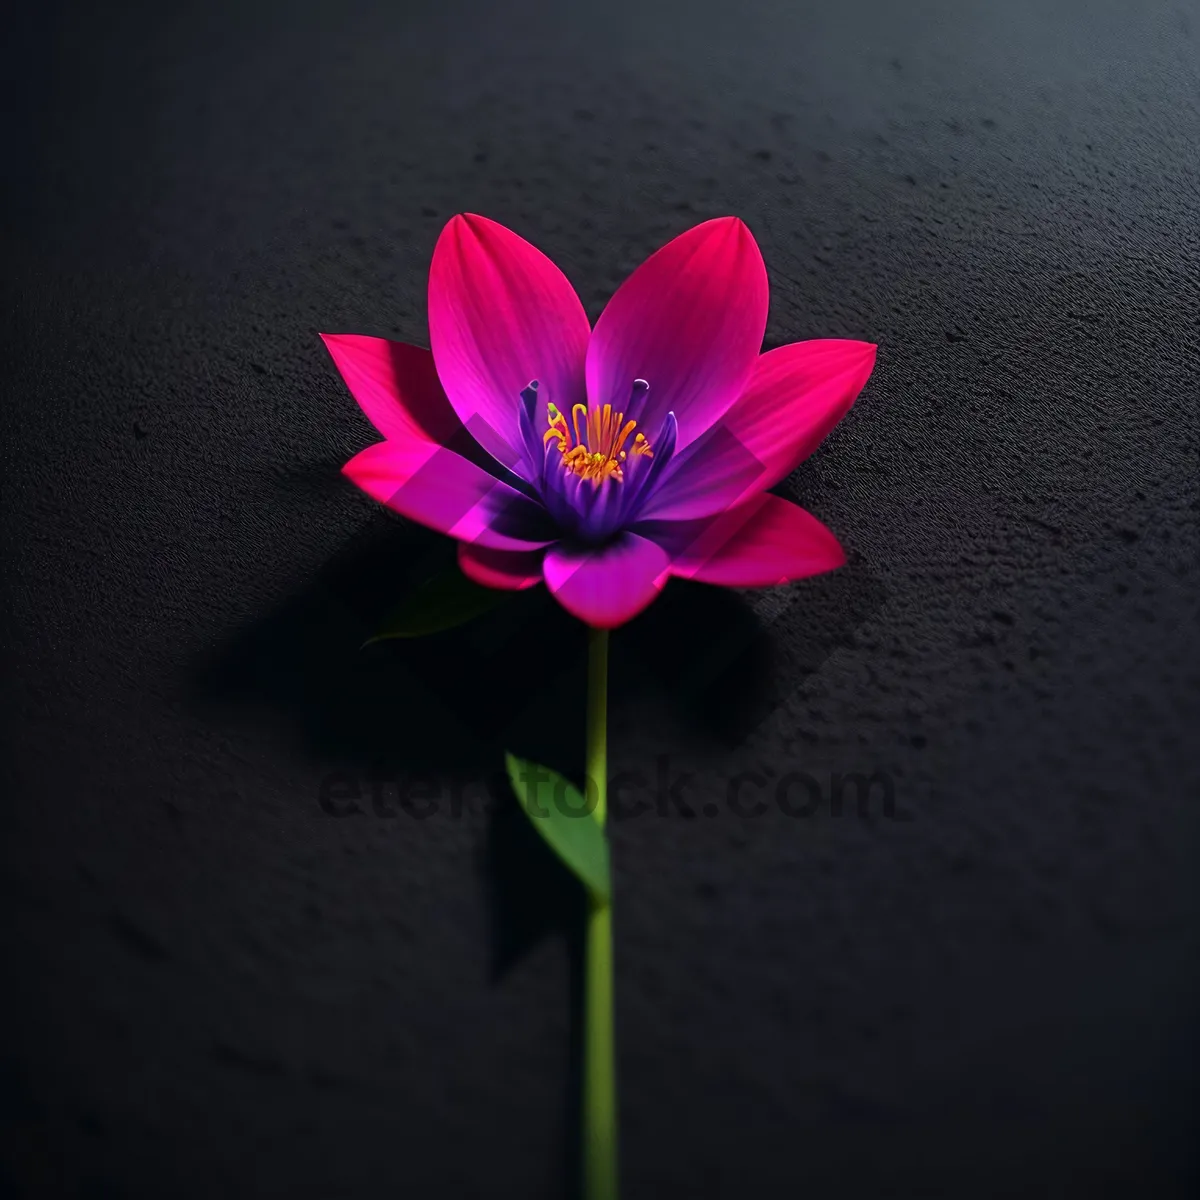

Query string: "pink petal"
[[585, 217, 769, 450], [543, 533, 670, 628], [720, 338, 877, 491], [458, 543, 545, 591], [343, 440, 556, 551], [428, 214, 591, 468], [638, 339, 877, 522], [640, 493, 845, 586], [320, 334, 462, 447]]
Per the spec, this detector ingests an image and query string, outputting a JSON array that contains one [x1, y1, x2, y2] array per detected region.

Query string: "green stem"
[[583, 626, 616, 1200]]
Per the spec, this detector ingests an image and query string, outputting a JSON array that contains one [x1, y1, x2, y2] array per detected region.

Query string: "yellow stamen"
[[543, 402, 571, 452], [544, 397, 654, 484]]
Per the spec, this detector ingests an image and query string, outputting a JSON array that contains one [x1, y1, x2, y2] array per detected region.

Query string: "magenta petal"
[[458, 543, 545, 591], [320, 334, 461, 446], [428, 214, 591, 468], [720, 339, 877, 490], [640, 339, 877, 522], [543, 533, 670, 629], [343, 440, 556, 551], [640, 494, 845, 586], [585, 217, 769, 449]]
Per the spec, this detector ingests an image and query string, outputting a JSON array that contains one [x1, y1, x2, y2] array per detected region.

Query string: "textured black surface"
[[2, 1, 1199, 1196]]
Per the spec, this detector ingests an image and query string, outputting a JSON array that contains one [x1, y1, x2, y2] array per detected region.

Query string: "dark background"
[[2, 0, 1198, 1196]]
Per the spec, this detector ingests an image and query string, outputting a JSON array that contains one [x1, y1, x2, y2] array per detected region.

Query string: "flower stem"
[[583, 625, 616, 1200]]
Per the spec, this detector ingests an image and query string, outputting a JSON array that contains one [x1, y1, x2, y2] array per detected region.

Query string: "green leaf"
[[362, 563, 510, 645], [505, 752, 610, 900]]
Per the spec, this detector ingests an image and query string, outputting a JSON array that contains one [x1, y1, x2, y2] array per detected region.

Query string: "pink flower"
[[323, 215, 876, 629]]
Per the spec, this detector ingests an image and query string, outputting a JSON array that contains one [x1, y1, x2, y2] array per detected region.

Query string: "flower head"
[[323, 215, 876, 628]]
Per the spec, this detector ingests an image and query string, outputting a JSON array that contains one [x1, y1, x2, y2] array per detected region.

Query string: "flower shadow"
[[190, 493, 884, 1200], [191, 502, 885, 965], [625, 560, 887, 751]]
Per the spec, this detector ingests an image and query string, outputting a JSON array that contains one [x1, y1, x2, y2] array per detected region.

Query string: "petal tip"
[[340, 457, 366, 489], [446, 211, 501, 243], [836, 339, 877, 365], [340, 444, 378, 482], [727, 215, 761, 251], [319, 330, 367, 358], [434, 212, 472, 249], [706, 214, 752, 235], [319, 331, 362, 362]]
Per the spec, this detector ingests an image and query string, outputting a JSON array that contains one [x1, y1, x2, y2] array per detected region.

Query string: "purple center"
[[515, 379, 678, 543]]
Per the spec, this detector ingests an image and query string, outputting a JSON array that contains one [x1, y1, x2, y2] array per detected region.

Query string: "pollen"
[[543, 382, 652, 483]]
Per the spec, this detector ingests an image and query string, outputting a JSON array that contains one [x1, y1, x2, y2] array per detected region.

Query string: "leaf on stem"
[[505, 752, 610, 900]]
